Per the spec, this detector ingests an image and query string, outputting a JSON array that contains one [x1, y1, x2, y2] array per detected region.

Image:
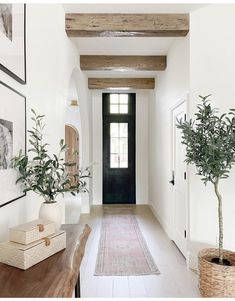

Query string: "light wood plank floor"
[[79, 205, 200, 298]]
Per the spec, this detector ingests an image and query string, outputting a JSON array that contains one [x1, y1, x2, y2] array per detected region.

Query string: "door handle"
[[169, 171, 175, 186]]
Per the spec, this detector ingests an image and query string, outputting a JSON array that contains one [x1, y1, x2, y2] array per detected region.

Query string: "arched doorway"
[[65, 67, 91, 215], [65, 124, 79, 180]]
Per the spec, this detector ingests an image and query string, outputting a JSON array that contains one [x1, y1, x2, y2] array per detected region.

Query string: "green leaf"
[[16, 176, 26, 184], [31, 108, 36, 115], [59, 139, 64, 147], [23, 188, 32, 193]]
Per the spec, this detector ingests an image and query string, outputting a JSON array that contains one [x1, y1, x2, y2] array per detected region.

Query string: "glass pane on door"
[[110, 123, 128, 168], [110, 94, 129, 114]]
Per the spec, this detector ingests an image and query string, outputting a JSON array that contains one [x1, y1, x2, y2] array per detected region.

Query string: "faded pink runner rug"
[[95, 206, 160, 276]]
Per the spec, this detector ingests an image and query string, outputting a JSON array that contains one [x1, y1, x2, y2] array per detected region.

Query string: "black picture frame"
[[0, 81, 27, 208], [0, 4, 26, 84]]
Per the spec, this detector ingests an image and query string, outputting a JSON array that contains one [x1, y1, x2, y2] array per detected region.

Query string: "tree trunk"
[[213, 179, 223, 264]]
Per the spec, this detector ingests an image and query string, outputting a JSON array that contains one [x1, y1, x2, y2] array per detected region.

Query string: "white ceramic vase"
[[39, 201, 62, 230]]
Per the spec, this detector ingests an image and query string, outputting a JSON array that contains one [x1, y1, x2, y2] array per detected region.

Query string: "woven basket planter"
[[198, 248, 235, 297]]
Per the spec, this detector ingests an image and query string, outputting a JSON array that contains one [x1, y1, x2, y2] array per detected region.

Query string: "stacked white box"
[[0, 219, 66, 270]]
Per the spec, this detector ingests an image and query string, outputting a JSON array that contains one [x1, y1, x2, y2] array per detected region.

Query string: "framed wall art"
[[0, 81, 26, 208], [0, 4, 26, 84]]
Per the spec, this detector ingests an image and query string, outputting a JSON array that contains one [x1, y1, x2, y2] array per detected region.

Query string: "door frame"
[[102, 92, 136, 204], [170, 93, 190, 262]]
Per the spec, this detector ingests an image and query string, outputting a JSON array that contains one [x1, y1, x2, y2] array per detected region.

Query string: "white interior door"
[[172, 101, 187, 257]]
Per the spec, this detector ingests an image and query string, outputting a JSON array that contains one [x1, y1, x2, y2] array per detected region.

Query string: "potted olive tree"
[[12, 109, 90, 230], [177, 95, 235, 297]]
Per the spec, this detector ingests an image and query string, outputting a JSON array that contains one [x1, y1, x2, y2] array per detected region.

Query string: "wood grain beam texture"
[[80, 55, 166, 71], [66, 13, 189, 37], [88, 78, 155, 89]]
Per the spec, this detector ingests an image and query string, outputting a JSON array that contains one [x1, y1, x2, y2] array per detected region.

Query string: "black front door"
[[103, 93, 136, 204]]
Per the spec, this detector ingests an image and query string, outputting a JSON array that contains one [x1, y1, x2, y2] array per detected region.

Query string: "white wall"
[[188, 4, 235, 269], [0, 4, 90, 241], [92, 91, 102, 204], [64, 71, 84, 223], [136, 91, 149, 204], [92, 90, 149, 205], [64, 68, 92, 220], [148, 36, 189, 238]]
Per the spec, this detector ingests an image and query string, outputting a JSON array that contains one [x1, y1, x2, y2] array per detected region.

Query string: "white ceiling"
[[63, 4, 206, 14], [74, 37, 180, 56], [64, 3, 208, 78], [84, 70, 163, 78]]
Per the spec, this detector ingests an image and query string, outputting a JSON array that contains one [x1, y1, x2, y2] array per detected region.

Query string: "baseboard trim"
[[149, 202, 198, 271], [187, 251, 198, 271], [148, 202, 172, 240]]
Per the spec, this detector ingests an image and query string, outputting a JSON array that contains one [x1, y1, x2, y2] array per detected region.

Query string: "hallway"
[[1, 3, 235, 298], [79, 205, 199, 298]]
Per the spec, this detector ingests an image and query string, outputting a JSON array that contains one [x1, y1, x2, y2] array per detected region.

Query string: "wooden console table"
[[0, 224, 91, 298]]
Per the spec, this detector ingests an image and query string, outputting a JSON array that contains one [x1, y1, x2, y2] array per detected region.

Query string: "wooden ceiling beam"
[[80, 55, 166, 71], [66, 13, 189, 37], [88, 78, 155, 89]]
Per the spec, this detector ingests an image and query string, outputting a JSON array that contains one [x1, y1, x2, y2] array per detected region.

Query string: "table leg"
[[75, 273, 81, 298]]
